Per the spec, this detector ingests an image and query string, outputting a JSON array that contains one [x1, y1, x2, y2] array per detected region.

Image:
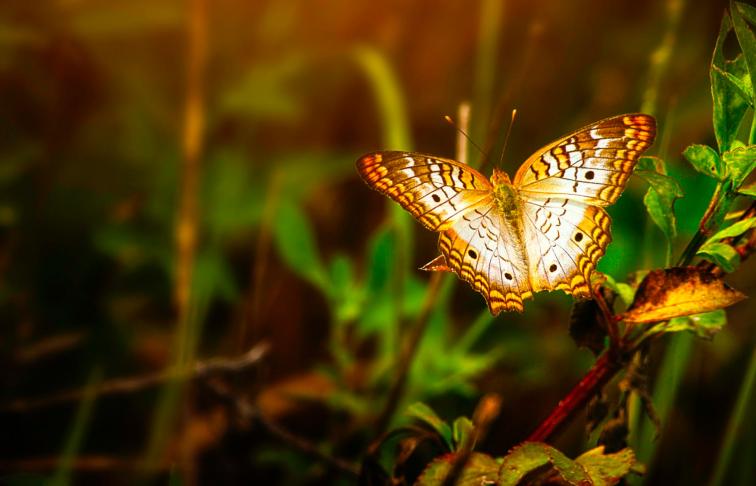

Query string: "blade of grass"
[[49, 367, 103, 486], [145, 0, 208, 469], [631, 2, 691, 481], [631, 333, 695, 485], [353, 45, 413, 360], [640, 0, 685, 115], [708, 343, 756, 486], [470, 0, 504, 168]]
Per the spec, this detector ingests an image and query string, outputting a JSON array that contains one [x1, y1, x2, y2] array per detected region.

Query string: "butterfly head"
[[490, 167, 512, 186]]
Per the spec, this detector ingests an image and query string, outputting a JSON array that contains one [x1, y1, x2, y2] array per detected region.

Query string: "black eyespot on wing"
[[575, 232, 583, 242], [432, 194, 441, 203], [468, 249, 477, 259], [504, 272, 513, 280], [585, 170, 595, 180], [549, 264, 557, 272]]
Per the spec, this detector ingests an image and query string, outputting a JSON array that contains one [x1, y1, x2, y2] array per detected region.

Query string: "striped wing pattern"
[[513, 114, 655, 206], [356, 114, 656, 315], [514, 114, 655, 301], [356, 151, 492, 231]]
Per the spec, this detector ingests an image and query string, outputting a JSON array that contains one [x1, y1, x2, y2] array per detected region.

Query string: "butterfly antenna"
[[444, 114, 485, 164], [497, 109, 518, 169]]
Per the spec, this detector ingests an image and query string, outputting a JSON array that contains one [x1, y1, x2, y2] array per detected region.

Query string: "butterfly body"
[[357, 114, 656, 315]]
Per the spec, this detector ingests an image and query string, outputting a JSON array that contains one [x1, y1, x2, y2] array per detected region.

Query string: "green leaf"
[[697, 241, 741, 272], [273, 199, 329, 291], [406, 402, 453, 449], [329, 255, 361, 322], [739, 2, 756, 24], [636, 157, 684, 241], [603, 275, 635, 306], [417, 452, 499, 486], [365, 227, 395, 294], [722, 145, 756, 187], [733, 3, 756, 104], [682, 144, 725, 180], [498, 442, 590, 486], [452, 417, 475, 451], [575, 447, 639, 486], [715, 66, 754, 106], [706, 216, 756, 241], [711, 15, 750, 152], [647, 309, 727, 340]]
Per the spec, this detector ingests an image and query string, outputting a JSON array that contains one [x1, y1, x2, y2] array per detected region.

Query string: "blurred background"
[[0, 0, 754, 484]]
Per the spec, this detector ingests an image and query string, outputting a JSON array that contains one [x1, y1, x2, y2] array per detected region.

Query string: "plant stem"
[[146, 0, 208, 468], [709, 343, 756, 486], [373, 271, 444, 436], [677, 181, 724, 266], [527, 353, 623, 443]]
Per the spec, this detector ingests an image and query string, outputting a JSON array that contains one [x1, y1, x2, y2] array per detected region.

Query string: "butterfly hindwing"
[[357, 151, 493, 231], [513, 114, 656, 206], [521, 196, 612, 298], [439, 205, 532, 314]]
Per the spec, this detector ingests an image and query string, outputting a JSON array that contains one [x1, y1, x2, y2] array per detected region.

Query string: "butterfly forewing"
[[513, 114, 656, 206], [357, 152, 493, 231]]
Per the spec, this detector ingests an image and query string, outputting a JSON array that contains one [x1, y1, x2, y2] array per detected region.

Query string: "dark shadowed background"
[[0, 0, 753, 485]]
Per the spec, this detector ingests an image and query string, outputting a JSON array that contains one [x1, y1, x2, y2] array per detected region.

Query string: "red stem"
[[527, 352, 622, 443]]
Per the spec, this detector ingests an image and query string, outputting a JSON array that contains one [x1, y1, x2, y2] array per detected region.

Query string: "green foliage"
[[722, 145, 756, 188], [711, 13, 750, 152], [417, 453, 500, 486], [636, 157, 684, 253], [602, 275, 636, 307], [732, 3, 756, 112], [683, 144, 725, 180], [697, 242, 741, 272], [499, 442, 589, 486], [697, 216, 756, 271], [273, 199, 330, 291], [416, 443, 638, 486], [407, 402, 454, 450], [645, 310, 727, 340]]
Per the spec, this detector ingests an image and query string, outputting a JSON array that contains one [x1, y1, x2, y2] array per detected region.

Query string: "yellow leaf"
[[622, 267, 746, 324]]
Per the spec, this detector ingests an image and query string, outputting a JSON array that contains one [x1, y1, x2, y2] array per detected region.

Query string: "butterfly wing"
[[438, 204, 532, 314], [514, 113, 655, 297], [357, 151, 493, 231], [513, 114, 656, 206], [520, 196, 612, 297]]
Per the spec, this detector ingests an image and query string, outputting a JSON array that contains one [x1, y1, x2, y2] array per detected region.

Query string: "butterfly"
[[356, 114, 656, 315]]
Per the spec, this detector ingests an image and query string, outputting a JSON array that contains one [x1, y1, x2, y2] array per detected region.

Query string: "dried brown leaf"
[[622, 267, 745, 324]]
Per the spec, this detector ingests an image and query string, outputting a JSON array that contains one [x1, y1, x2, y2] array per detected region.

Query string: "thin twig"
[[205, 380, 360, 478], [677, 182, 725, 266], [593, 288, 620, 353], [0, 455, 154, 473], [527, 352, 625, 443], [0, 343, 269, 413], [528, 199, 756, 444]]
